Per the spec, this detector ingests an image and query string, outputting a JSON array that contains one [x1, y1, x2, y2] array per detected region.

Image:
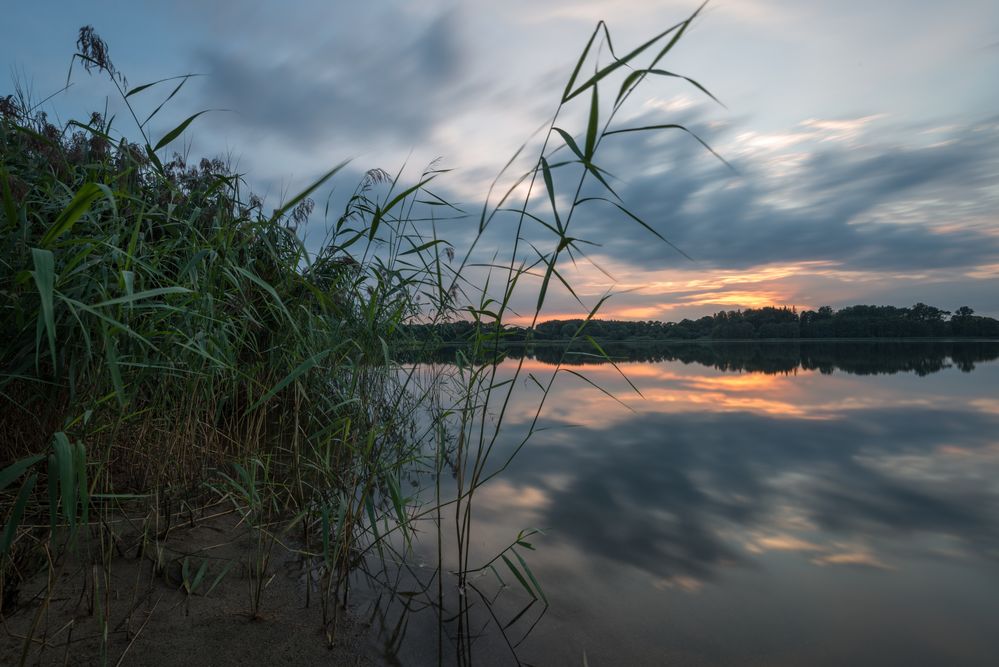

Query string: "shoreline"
[[413, 336, 999, 347]]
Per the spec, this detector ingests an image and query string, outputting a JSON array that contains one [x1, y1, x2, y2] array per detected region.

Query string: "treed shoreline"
[[407, 304, 999, 343]]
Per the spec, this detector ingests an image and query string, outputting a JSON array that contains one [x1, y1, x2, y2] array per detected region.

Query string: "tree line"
[[398, 340, 999, 376], [405, 303, 999, 342]]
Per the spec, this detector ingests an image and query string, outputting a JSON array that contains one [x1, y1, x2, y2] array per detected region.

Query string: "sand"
[[0, 506, 382, 666]]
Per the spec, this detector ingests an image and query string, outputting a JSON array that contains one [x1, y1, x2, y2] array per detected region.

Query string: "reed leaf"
[[0, 473, 37, 556], [39, 182, 104, 248]]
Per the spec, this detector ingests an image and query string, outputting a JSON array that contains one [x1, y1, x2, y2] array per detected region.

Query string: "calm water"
[[365, 342, 999, 666]]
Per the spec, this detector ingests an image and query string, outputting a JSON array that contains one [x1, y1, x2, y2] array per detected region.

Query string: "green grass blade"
[[0, 455, 45, 494], [153, 110, 211, 151], [604, 123, 733, 171], [191, 559, 209, 592], [584, 85, 599, 160], [126, 74, 197, 98], [52, 432, 76, 531], [232, 266, 297, 332], [562, 22, 601, 102], [205, 561, 235, 597], [536, 257, 555, 313], [30, 248, 57, 368], [1, 473, 37, 556], [564, 21, 684, 102], [142, 75, 195, 127], [269, 160, 350, 224], [244, 349, 331, 414], [500, 553, 536, 600], [646, 2, 707, 72], [369, 175, 437, 242], [513, 548, 547, 603], [540, 158, 562, 233], [553, 128, 584, 161], [575, 196, 692, 259], [93, 286, 190, 308], [616, 68, 724, 108], [40, 182, 104, 248]]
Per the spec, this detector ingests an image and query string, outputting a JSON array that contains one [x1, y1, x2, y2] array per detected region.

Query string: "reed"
[[1, 6, 721, 663]]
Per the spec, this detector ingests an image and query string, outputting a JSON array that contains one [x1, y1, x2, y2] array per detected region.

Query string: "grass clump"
[[0, 28, 425, 621]]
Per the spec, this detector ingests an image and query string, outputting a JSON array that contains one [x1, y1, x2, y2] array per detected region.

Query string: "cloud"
[[194, 9, 470, 149], [562, 110, 999, 274], [429, 107, 999, 321]]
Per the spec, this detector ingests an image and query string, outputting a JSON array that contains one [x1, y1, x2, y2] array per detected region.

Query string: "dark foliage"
[[408, 303, 999, 343]]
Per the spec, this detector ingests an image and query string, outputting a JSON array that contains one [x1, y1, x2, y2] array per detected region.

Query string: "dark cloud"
[[195, 10, 470, 147], [561, 112, 999, 273]]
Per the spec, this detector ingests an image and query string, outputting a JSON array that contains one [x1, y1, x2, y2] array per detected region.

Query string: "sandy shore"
[[1, 507, 381, 666]]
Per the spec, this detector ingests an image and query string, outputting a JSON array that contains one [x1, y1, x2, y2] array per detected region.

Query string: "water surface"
[[367, 342, 999, 666]]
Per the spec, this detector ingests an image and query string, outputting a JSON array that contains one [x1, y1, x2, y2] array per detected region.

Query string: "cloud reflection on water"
[[487, 352, 999, 593]]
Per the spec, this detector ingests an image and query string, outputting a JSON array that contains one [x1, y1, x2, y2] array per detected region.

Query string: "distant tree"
[[404, 302, 999, 343]]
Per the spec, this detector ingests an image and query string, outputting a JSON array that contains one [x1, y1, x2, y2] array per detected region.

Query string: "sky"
[[3, 1, 998, 322]]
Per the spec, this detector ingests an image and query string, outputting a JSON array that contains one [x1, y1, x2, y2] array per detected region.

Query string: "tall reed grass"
[[1, 4, 721, 663]]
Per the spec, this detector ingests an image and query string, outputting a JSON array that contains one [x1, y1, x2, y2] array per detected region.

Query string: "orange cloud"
[[813, 551, 892, 570], [679, 290, 797, 309], [747, 534, 824, 554]]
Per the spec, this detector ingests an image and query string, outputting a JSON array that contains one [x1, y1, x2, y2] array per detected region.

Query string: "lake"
[[360, 341, 999, 666]]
